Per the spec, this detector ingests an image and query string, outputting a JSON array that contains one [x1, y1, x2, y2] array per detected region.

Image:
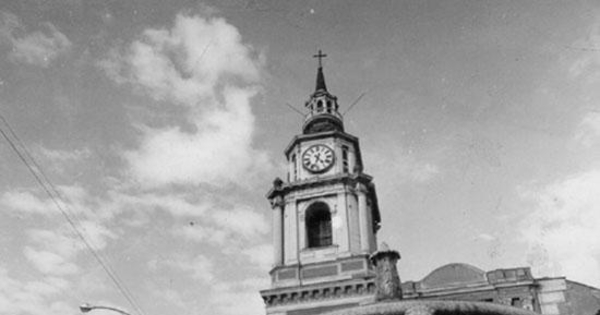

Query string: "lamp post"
[[79, 303, 132, 315]]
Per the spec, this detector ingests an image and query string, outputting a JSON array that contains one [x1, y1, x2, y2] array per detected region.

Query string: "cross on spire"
[[313, 50, 327, 68]]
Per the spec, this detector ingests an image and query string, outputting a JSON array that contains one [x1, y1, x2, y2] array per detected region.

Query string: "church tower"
[[260, 51, 382, 314]]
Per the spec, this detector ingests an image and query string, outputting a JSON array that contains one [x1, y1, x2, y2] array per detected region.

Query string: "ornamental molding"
[[284, 130, 359, 157], [354, 182, 369, 194], [266, 174, 373, 199], [270, 196, 285, 209], [261, 279, 376, 307]]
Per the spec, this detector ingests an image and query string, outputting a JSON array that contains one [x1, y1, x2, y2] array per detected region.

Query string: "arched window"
[[306, 202, 332, 248], [317, 100, 323, 111]]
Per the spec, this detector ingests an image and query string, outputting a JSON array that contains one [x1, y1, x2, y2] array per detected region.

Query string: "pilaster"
[[270, 196, 285, 267], [284, 199, 299, 265], [335, 192, 350, 254], [356, 183, 371, 253]]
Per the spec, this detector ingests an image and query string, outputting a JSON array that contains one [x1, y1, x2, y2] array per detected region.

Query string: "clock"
[[302, 144, 335, 173]]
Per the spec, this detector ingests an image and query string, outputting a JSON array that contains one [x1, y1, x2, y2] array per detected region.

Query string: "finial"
[[313, 49, 327, 68], [313, 50, 328, 92], [273, 177, 283, 190], [370, 242, 402, 301]]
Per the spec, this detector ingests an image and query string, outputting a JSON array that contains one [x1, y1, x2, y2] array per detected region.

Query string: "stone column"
[[287, 200, 299, 263], [270, 195, 284, 266], [336, 193, 350, 253], [370, 243, 402, 301], [356, 183, 370, 253]]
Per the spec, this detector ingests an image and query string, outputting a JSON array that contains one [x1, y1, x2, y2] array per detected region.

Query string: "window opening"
[[306, 202, 332, 248], [291, 154, 297, 181], [342, 145, 349, 173], [511, 298, 521, 307]]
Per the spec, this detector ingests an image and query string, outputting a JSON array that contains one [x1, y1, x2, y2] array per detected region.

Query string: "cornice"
[[266, 173, 374, 199], [260, 277, 376, 308], [268, 254, 372, 276], [284, 130, 359, 157], [408, 280, 537, 298]]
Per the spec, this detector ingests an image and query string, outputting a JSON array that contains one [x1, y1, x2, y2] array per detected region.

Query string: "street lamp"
[[79, 303, 132, 315]]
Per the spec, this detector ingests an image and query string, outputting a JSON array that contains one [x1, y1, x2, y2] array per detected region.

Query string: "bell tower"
[[261, 52, 381, 314]]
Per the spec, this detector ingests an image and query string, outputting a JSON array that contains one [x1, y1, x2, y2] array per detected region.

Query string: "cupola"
[[303, 50, 344, 134]]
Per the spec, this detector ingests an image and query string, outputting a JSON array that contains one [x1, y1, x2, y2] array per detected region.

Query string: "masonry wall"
[[564, 281, 600, 315]]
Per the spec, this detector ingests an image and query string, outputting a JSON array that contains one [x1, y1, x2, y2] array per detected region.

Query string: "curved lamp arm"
[[80, 303, 132, 315]]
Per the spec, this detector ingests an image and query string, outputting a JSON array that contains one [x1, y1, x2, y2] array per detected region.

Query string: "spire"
[[303, 50, 343, 134], [313, 50, 328, 92], [315, 66, 327, 92]]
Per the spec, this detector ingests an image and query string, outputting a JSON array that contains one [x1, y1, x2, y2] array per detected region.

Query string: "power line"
[[285, 102, 305, 116], [0, 114, 147, 315], [342, 92, 366, 116], [0, 119, 145, 315]]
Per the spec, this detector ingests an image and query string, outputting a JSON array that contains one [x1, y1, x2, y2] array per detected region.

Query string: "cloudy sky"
[[1, 1, 600, 314]]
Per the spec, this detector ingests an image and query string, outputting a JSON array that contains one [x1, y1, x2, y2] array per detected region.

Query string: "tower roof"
[[313, 50, 328, 92], [303, 50, 343, 134], [315, 66, 327, 92]]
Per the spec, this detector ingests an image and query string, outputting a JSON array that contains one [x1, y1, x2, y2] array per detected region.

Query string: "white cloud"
[[159, 254, 215, 283], [474, 233, 496, 242], [102, 14, 260, 104], [2, 11, 272, 315], [208, 277, 269, 315], [0, 185, 90, 217], [151, 287, 186, 309], [2, 181, 261, 248], [2, 188, 118, 252], [574, 111, 600, 147], [28, 229, 82, 258], [24, 225, 114, 279], [367, 147, 440, 184], [522, 113, 600, 286], [410, 162, 439, 182], [174, 224, 210, 242], [23, 247, 79, 276], [37, 147, 91, 163], [0, 187, 124, 313], [0, 11, 71, 67], [173, 224, 229, 245], [0, 191, 53, 215], [146, 252, 270, 315], [77, 221, 118, 250], [520, 169, 600, 286], [172, 204, 268, 248], [101, 13, 271, 188], [106, 190, 210, 218], [212, 205, 268, 238], [567, 16, 600, 89], [241, 243, 273, 271], [0, 267, 73, 315], [23, 277, 70, 297], [125, 87, 270, 187]]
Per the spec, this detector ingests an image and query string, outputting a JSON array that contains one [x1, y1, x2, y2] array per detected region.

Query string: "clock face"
[[302, 144, 335, 173]]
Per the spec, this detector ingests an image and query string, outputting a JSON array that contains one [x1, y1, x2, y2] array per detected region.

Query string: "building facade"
[[260, 56, 381, 315], [260, 55, 600, 315], [401, 263, 600, 315]]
